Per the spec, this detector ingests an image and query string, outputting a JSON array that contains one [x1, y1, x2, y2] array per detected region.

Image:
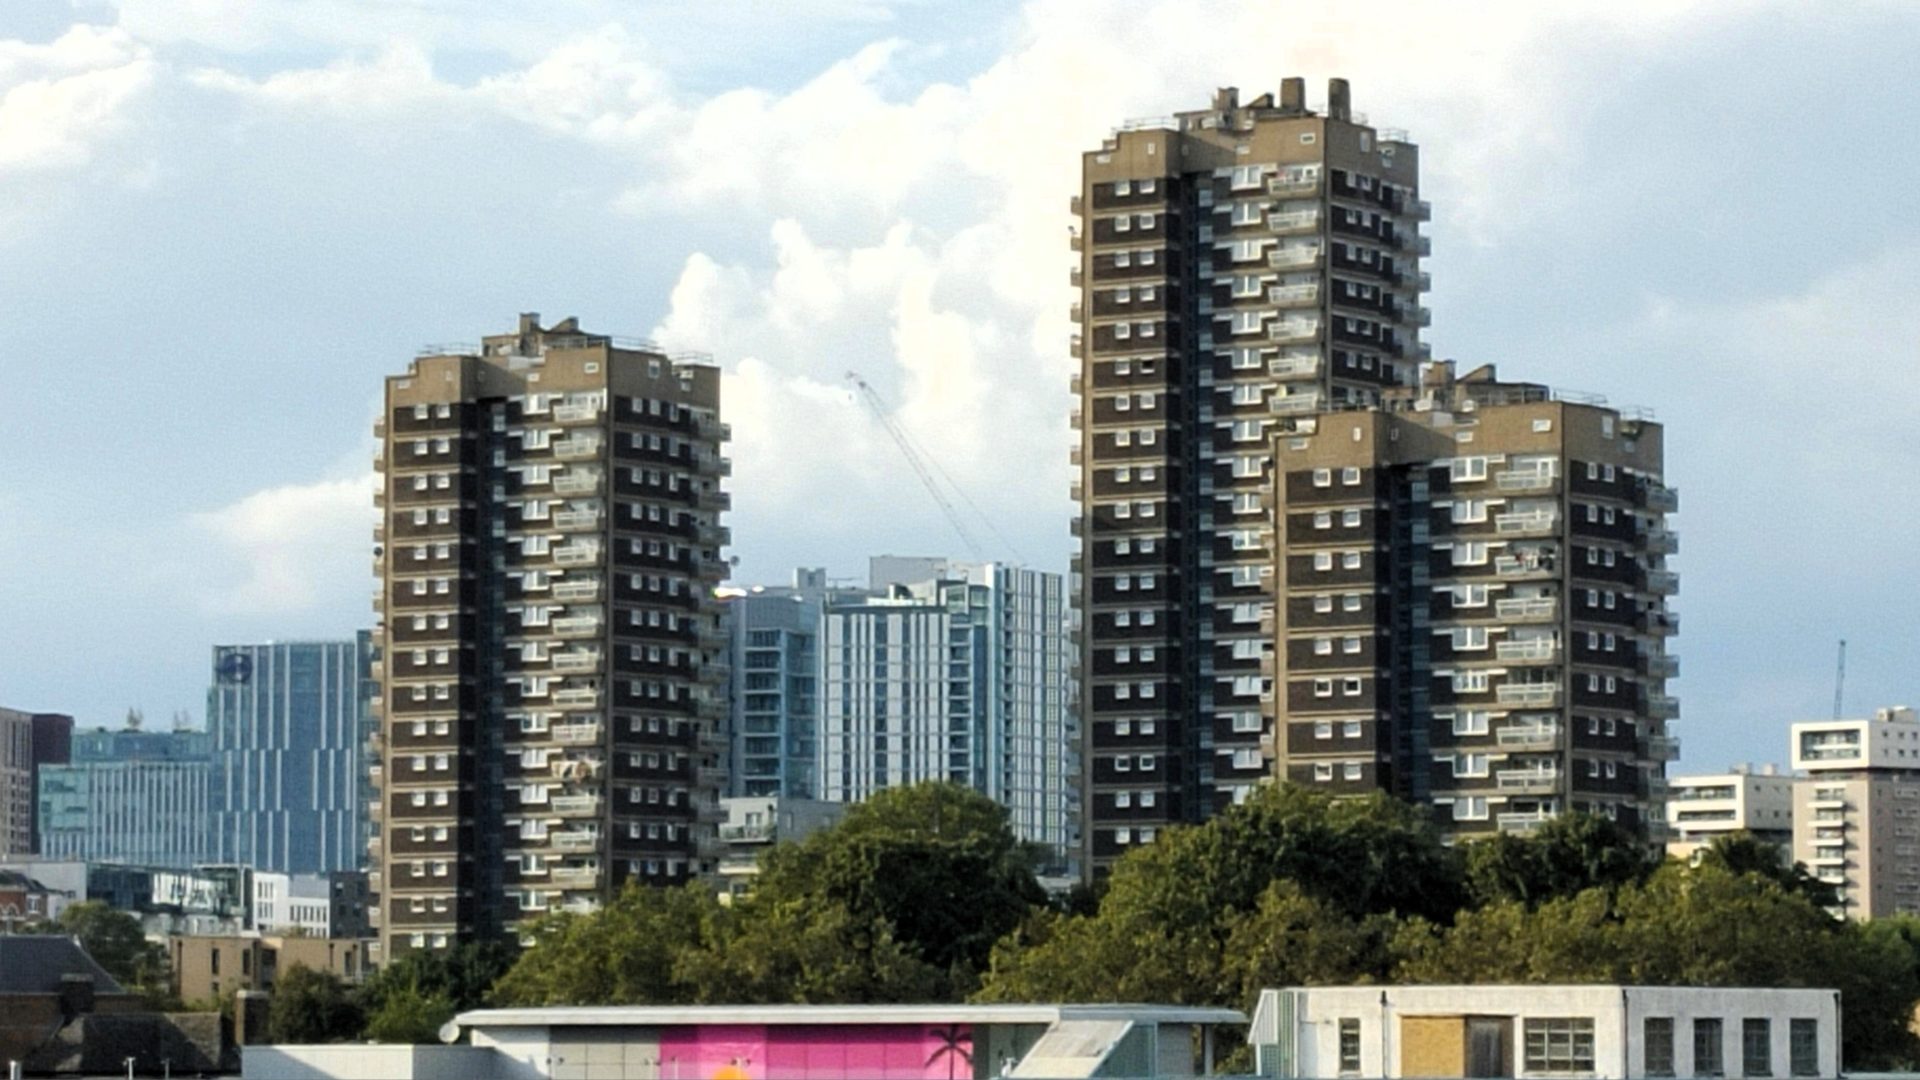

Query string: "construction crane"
[[1832, 640, 1848, 719], [844, 371, 1024, 563]]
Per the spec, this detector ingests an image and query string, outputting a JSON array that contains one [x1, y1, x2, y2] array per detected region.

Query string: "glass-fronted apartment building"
[[37, 726, 214, 868]]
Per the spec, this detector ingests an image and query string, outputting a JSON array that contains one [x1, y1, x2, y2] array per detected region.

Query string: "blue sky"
[[2, 0, 1917, 776]]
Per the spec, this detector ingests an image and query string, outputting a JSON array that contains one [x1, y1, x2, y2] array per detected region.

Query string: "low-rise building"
[[1665, 765, 1798, 861], [168, 934, 372, 1003], [1790, 705, 1920, 918], [245, 1002, 1245, 1079], [1250, 985, 1839, 1079], [0, 867, 66, 927], [715, 796, 844, 898]]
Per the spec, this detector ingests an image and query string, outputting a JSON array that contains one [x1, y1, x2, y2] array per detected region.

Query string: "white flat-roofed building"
[[1250, 985, 1838, 1080], [1665, 765, 1798, 861]]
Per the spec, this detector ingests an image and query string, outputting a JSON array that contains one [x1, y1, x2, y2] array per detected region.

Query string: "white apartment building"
[[1790, 705, 1920, 918], [1251, 985, 1839, 1079], [1665, 765, 1798, 861]]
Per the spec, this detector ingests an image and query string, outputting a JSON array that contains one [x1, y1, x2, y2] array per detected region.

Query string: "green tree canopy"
[[34, 901, 169, 999], [357, 939, 516, 1043], [267, 964, 364, 1044], [1463, 812, 1657, 909], [491, 883, 714, 1007]]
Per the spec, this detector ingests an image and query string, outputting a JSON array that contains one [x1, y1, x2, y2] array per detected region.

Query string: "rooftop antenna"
[[1833, 639, 1847, 720]]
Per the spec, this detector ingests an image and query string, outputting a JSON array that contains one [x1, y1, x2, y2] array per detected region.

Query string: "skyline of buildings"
[[36, 726, 215, 868], [369, 314, 733, 957]]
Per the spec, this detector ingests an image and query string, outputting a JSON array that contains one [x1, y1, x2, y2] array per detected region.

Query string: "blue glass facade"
[[205, 636, 374, 874], [37, 727, 214, 867]]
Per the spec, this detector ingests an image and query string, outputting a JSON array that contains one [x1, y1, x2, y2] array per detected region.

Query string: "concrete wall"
[[243, 1044, 506, 1080]]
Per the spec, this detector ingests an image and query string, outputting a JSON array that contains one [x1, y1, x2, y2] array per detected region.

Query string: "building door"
[[1466, 1018, 1511, 1078]]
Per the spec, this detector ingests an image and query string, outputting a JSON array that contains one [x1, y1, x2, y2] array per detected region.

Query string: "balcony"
[[694, 765, 728, 789], [1412, 199, 1433, 222], [1497, 811, 1554, 833], [554, 509, 602, 532], [1270, 391, 1324, 415], [551, 578, 601, 604], [1268, 318, 1322, 344], [1641, 652, 1680, 678], [1267, 208, 1321, 234], [1495, 510, 1559, 536], [552, 721, 602, 745], [553, 687, 601, 710], [552, 470, 602, 497], [549, 866, 601, 890], [551, 615, 604, 639], [1497, 723, 1561, 750], [553, 402, 601, 424], [1643, 694, 1680, 720], [1643, 610, 1680, 636], [550, 794, 603, 818], [1068, 226, 1082, 252], [1267, 174, 1321, 197], [1268, 245, 1323, 270], [1267, 283, 1321, 307], [552, 437, 602, 461], [1495, 596, 1558, 622], [1495, 469, 1556, 493], [550, 830, 600, 853], [1643, 528, 1680, 555], [1643, 484, 1680, 513], [1497, 768, 1561, 794], [1646, 734, 1681, 761], [550, 649, 601, 674], [1644, 570, 1679, 595], [553, 543, 603, 567], [1496, 639, 1558, 663], [1268, 354, 1321, 378], [720, 822, 777, 843], [1497, 682, 1561, 707], [1494, 555, 1557, 579]]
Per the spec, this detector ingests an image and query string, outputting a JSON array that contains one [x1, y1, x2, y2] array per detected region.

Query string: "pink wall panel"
[[655, 1023, 976, 1080]]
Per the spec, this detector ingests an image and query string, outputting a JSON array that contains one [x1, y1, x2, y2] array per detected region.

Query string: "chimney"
[[1327, 77, 1351, 121], [518, 313, 542, 335], [1279, 77, 1306, 113], [1211, 86, 1240, 113]]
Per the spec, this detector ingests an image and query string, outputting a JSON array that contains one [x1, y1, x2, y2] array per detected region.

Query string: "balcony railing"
[[552, 543, 603, 567], [1267, 283, 1321, 307], [1494, 555, 1557, 579], [1496, 639, 1558, 663], [1497, 768, 1561, 793], [1268, 354, 1320, 378], [1270, 392, 1324, 416], [1497, 811, 1553, 833], [1643, 528, 1680, 555], [1497, 723, 1560, 749], [1268, 245, 1323, 270], [551, 722, 602, 745], [554, 510, 602, 532], [550, 650, 600, 675], [1646, 734, 1681, 761], [1268, 319, 1321, 344], [1497, 682, 1561, 707], [551, 578, 601, 603], [1641, 652, 1680, 678], [1495, 511, 1559, 536], [552, 687, 600, 710], [1644, 570, 1679, 594], [1495, 470, 1556, 492], [549, 794, 602, 817], [720, 822, 777, 843], [1495, 597, 1558, 621], [1644, 694, 1680, 719], [549, 830, 599, 852], [1267, 174, 1321, 197], [553, 402, 601, 424], [1644, 611, 1680, 636], [552, 437, 602, 461], [551, 615, 604, 638], [1267, 208, 1321, 233], [1643, 485, 1680, 513]]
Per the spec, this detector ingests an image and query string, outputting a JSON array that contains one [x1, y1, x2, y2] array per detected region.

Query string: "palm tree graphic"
[[927, 1024, 974, 1080]]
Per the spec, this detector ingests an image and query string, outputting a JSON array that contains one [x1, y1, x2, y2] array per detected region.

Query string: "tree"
[[491, 883, 715, 1007], [35, 902, 169, 1000], [357, 940, 515, 1043], [1694, 832, 1840, 910], [1464, 812, 1655, 909], [674, 899, 942, 1004], [976, 784, 1460, 1007], [267, 964, 364, 1044], [362, 981, 458, 1044]]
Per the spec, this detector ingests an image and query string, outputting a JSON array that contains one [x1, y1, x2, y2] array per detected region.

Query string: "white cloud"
[[186, 474, 376, 616], [0, 25, 154, 171]]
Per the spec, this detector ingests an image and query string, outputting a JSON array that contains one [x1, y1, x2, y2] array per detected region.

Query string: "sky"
[[2, 0, 1918, 775]]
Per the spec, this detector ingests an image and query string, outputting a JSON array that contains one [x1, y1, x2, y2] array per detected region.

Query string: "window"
[[1645, 1018, 1675, 1077], [1312, 468, 1332, 487], [1338, 1018, 1362, 1074], [1452, 796, 1489, 820], [1695, 1019, 1725, 1077], [1744, 1019, 1772, 1077], [1789, 1019, 1819, 1077], [1314, 762, 1333, 782], [1524, 1018, 1596, 1074], [1451, 457, 1489, 482], [1453, 710, 1489, 736], [1341, 466, 1361, 485]]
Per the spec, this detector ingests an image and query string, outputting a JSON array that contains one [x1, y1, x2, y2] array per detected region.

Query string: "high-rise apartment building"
[[371, 314, 731, 957], [0, 708, 71, 858], [1266, 364, 1678, 841], [1791, 706, 1920, 919], [1665, 766, 1797, 862], [206, 637, 374, 874], [823, 560, 1075, 867], [1071, 79, 1431, 873], [724, 570, 844, 799], [37, 725, 214, 867]]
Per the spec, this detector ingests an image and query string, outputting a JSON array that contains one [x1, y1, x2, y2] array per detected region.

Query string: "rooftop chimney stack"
[[1327, 78, 1351, 121], [1279, 77, 1306, 113]]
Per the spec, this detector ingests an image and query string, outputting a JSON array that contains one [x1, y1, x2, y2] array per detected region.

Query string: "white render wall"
[[1257, 985, 1839, 1079]]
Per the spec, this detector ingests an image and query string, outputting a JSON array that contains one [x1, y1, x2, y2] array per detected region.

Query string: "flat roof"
[[453, 1004, 1246, 1030]]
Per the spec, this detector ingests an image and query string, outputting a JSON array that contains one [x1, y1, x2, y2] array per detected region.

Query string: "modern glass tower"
[[206, 636, 374, 874], [37, 725, 214, 867]]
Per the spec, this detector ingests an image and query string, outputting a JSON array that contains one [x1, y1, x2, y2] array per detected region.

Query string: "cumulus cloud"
[[0, 24, 154, 172], [187, 474, 376, 616]]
